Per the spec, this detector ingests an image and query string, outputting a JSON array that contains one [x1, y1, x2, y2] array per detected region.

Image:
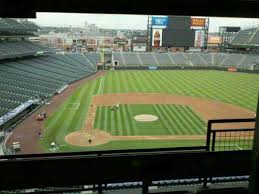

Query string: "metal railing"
[[206, 118, 255, 151]]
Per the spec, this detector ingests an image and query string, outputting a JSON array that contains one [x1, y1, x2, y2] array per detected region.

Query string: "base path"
[[65, 93, 255, 147], [92, 93, 255, 129], [112, 135, 206, 141]]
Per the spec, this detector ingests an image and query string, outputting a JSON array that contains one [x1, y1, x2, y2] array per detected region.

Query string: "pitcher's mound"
[[134, 114, 158, 122], [65, 129, 111, 147]]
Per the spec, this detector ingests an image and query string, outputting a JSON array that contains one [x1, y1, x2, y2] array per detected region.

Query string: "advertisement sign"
[[191, 18, 206, 27], [152, 29, 163, 47], [208, 35, 222, 44], [194, 30, 205, 47], [149, 66, 157, 70], [228, 68, 237, 72], [114, 37, 128, 45], [133, 45, 146, 52], [152, 16, 168, 28], [132, 35, 147, 43]]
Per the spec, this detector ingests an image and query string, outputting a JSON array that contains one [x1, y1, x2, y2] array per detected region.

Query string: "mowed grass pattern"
[[41, 70, 259, 151], [94, 104, 206, 136], [102, 70, 259, 111]]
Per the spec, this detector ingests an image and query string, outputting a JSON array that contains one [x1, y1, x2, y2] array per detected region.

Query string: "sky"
[[29, 12, 259, 32]]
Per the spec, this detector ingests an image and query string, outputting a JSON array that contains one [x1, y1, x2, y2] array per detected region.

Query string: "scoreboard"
[[191, 18, 206, 27]]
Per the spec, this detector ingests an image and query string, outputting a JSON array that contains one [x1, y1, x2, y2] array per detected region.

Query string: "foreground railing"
[[0, 118, 255, 193], [206, 118, 255, 151]]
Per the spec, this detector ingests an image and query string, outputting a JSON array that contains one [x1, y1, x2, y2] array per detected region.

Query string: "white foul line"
[[234, 144, 243, 150], [97, 76, 103, 95]]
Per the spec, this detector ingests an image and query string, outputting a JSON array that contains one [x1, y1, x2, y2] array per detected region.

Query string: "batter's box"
[[66, 103, 80, 110]]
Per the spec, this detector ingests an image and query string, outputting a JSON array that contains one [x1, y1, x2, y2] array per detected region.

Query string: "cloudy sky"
[[29, 12, 259, 32]]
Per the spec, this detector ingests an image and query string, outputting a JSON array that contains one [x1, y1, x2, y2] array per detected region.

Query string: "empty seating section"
[[46, 55, 92, 73], [18, 59, 79, 83], [2, 18, 28, 30], [113, 52, 258, 68], [0, 43, 20, 55], [2, 42, 34, 54], [0, 41, 53, 59], [231, 28, 257, 45], [83, 53, 101, 66], [0, 54, 97, 118], [241, 55, 259, 67], [213, 53, 228, 66], [16, 41, 46, 52], [113, 53, 125, 66], [0, 19, 13, 31], [169, 53, 188, 65], [20, 21, 40, 31], [249, 29, 259, 44], [221, 54, 244, 67], [121, 53, 140, 65], [33, 57, 88, 76], [51, 54, 91, 71], [200, 54, 212, 65], [153, 53, 172, 65], [185, 53, 206, 66], [66, 53, 96, 71], [29, 41, 55, 52], [140, 53, 156, 64]]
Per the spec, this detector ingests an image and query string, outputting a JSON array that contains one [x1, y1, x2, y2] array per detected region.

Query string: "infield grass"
[[94, 104, 206, 136]]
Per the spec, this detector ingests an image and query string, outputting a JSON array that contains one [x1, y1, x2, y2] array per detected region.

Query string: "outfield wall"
[[114, 65, 259, 74]]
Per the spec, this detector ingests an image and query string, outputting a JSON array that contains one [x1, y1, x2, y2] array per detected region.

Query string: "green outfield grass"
[[40, 70, 259, 152], [94, 104, 206, 136]]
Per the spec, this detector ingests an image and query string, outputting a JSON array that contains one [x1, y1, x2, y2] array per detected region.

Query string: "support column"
[[249, 95, 259, 194]]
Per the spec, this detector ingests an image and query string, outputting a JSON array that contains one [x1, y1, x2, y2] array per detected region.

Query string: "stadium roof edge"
[[1, 0, 259, 18]]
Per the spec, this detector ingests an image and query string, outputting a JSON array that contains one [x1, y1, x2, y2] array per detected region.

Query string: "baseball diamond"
[[10, 69, 253, 152], [5, 69, 258, 153]]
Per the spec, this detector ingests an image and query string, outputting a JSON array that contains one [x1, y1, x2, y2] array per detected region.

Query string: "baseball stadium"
[[0, 16, 258, 155], [0, 11, 259, 193]]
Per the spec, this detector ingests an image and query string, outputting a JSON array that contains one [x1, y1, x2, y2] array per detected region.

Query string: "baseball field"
[[40, 70, 258, 152]]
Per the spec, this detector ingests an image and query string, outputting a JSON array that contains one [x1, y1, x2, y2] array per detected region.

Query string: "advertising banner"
[[149, 66, 157, 70], [152, 16, 168, 28], [152, 29, 163, 47]]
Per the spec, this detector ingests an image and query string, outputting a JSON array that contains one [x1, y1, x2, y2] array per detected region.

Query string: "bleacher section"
[[113, 52, 140, 66], [185, 53, 206, 66], [220, 54, 244, 67], [153, 53, 172, 65], [0, 53, 97, 123], [231, 27, 259, 45], [0, 41, 53, 60], [113, 52, 259, 68], [83, 52, 101, 65], [0, 18, 40, 32], [140, 53, 157, 64], [66, 53, 97, 71], [0, 19, 13, 31]]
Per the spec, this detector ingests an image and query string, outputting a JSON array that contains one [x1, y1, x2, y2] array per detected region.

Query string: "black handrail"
[[206, 118, 255, 151]]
